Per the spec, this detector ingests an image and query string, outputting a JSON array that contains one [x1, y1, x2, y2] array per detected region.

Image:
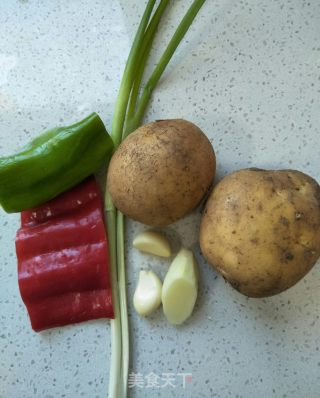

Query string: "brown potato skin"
[[107, 119, 216, 226], [200, 168, 320, 297]]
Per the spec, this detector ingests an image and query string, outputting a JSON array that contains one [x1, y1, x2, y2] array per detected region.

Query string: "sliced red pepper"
[[15, 176, 114, 332]]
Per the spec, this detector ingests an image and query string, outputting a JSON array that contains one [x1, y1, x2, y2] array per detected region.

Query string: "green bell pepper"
[[0, 112, 113, 213]]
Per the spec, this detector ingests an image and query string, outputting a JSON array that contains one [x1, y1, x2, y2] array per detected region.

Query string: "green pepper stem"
[[124, 0, 206, 136]]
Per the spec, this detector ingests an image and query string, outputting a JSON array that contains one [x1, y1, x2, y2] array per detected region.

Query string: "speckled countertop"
[[0, 1, 319, 397]]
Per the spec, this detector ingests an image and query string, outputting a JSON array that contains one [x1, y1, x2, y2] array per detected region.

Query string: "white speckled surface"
[[0, 1, 319, 397]]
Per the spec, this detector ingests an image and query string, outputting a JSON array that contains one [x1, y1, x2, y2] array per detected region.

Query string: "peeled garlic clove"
[[133, 231, 172, 257], [162, 248, 198, 325], [133, 270, 162, 316]]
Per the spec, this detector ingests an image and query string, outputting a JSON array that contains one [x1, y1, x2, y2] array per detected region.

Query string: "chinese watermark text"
[[128, 372, 193, 389]]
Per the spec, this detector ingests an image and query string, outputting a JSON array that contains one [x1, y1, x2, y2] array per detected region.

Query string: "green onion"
[[111, 0, 157, 148], [126, 0, 170, 125], [106, 1, 206, 397], [105, 192, 121, 398], [125, 0, 206, 137]]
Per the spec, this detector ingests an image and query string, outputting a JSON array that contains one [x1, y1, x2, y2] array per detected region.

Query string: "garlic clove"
[[133, 231, 172, 257], [133, 270, 162, 316]]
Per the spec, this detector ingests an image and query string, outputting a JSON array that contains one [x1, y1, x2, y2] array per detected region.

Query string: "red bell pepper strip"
[[15, 176, 114, 331]]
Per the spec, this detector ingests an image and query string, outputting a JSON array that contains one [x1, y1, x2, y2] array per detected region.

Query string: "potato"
[[107, 119, 216, 226], [200, 168, 320, 297]]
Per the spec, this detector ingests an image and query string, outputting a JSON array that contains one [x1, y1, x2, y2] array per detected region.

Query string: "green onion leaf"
[[106, 2, 206, 397]]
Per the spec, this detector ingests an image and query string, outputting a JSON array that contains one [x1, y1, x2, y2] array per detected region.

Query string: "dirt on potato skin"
[[107, 119, 216, 227], [200, 168, 320, 298]]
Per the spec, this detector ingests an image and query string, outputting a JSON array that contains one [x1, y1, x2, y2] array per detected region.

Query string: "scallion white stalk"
[[106, 1, 206, 397]]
